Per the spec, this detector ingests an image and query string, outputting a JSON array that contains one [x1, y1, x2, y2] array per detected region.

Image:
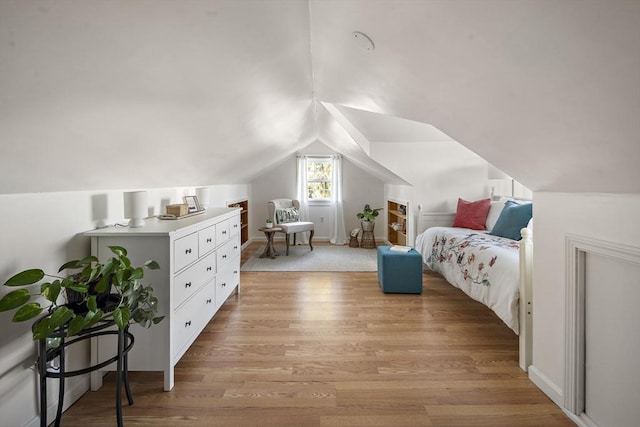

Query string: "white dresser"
[[85, 207, 241, 391]]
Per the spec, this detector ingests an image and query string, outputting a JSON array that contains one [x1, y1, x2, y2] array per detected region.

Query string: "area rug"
[[241, 245, 378, 272]]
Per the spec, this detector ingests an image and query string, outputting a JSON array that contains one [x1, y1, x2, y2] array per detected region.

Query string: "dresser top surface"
[[85, 207, 240, 237]]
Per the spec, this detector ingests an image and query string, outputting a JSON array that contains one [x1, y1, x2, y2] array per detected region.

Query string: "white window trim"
[[306, 156, 332, 201]]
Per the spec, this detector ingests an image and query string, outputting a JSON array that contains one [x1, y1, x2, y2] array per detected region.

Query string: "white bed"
[[416, 227, 521, 333], [415, 200, 533, 371]]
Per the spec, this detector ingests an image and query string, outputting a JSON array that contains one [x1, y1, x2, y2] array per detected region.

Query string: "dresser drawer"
[[216, 258, 239, 308], [174, 232, 198, 272], [216, 219, 230, 245], [173, 284, 206, 357], [198, 224, 216, 256], [202, 278, 216, 322], [173, 251, 216, 309], [229, 234, 241, 259], [198, 250, 217, 279], [229, 215, 241, 236], [216, 236, 239, 270]]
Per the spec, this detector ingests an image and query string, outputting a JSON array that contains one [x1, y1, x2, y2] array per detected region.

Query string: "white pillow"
[[485, 200, 506, 231]]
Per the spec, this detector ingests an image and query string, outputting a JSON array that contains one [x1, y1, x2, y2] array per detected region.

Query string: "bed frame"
[[417, 210, 534, 372]]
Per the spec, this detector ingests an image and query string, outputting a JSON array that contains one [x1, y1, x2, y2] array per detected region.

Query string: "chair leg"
[[309, 230, 314, 251], [285, 234, 290, 256], [293, 233, 297, 246]]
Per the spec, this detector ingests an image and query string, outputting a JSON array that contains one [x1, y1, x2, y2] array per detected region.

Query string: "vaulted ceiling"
[[1, 0, 638, 194]]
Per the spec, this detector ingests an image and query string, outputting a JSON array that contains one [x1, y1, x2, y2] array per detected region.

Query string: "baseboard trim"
[[561, 409, 598, 427], [528, 365, 564, 407], [25, 376, 90, 427]]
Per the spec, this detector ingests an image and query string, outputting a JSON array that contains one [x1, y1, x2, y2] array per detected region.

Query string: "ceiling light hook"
[[352, 31, 375, 52]]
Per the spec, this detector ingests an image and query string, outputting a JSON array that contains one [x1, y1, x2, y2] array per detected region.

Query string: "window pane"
[[307, 182, 332, 200], [307, 161, 332, 181], [306, 159, 332, 199]]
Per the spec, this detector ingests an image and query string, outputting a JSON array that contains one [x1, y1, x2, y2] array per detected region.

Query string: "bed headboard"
[[416, 197, 533, 236], [417, 211, 456, 235]]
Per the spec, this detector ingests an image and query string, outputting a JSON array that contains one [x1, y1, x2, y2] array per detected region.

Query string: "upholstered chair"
[[267, 199, 314, 255]]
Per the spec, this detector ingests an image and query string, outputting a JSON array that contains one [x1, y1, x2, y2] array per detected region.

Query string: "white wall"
[[530, 192, 640, 408], [250, 141, 385, 242], [0, 0, 316, 194], [250, 138, 493, 247], [0, 184, 248, 427], [311, 1, 640, 194], [371, 141, 490, 213], [372, 140, 493, 245]]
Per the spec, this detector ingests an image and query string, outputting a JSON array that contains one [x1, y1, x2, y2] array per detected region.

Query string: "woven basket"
[[166, 204, 188, 217], [349, 235, 359, 248], [360, 221, 376, 249]]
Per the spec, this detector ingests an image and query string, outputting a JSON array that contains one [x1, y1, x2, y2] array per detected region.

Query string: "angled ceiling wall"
[[0, 0, 317, 193], [1, 0, 638, 195], [310, 0, 640, 193]]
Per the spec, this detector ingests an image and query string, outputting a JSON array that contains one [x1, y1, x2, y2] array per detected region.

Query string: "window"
[[306, 157, 332, 200]]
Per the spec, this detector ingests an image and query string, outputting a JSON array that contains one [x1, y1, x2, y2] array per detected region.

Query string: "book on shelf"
[[390, 245, 412, 253]]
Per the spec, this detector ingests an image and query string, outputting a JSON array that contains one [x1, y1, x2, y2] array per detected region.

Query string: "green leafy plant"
[[266, 219, 273, 223], [0, 246, 164, 340], [356, 204, 383, 221]]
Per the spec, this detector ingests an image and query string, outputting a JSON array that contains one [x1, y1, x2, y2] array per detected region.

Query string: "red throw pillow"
[[452, 198, 491, 230]]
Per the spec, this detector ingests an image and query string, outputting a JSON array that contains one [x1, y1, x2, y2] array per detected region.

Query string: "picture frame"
[[183, 195, 201, 213]]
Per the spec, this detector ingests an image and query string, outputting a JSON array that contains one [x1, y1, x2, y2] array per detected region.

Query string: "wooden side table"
[[259, 226, 283, 259]]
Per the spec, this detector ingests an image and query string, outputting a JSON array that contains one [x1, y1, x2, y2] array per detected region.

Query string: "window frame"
[[305, 156, 333, 202]]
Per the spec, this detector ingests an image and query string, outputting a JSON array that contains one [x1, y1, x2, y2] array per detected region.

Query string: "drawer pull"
[[206, 298, 212, 304], [222, 230, 227, 235], [234, 270, 238, 274], [234, 224, 238, 228], [206, 266, 212, 271], [185, 282, 192, 288], [206, 238, 212, 243], [234, 245, 238, 250], [185, 321, 192, 327], [221, 282, 226, 287], [222, 254, 227, 259], [185, 248, 192, 254]]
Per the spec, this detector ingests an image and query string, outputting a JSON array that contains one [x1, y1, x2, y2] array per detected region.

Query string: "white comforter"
[[415, 227, 520, 334]]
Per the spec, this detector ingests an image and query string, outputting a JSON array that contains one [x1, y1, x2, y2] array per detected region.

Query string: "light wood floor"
[[60, 243, 573, 426]]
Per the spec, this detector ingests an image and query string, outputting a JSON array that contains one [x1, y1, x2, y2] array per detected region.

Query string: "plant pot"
[[361, 220, 375, 232], [360, 220, 376, 249], [265, 222, 273, 228], [66, 279, 112, 314]]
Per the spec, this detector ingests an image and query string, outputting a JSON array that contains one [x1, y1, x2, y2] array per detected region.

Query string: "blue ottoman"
[[377, 246, 423, 294]]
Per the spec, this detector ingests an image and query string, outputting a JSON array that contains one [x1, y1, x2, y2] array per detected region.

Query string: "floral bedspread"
[[415, 227, 520, 334]]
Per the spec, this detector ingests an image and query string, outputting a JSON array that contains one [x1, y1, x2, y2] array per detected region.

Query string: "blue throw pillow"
[[489, 200, 533, 241]]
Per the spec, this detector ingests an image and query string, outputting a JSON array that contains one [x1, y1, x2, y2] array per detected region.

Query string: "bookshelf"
[[387, 200, 407, 246], [227, 199, 249, 247]]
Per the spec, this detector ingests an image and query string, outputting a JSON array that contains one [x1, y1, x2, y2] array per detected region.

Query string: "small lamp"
[[487, 164, 513, 198], [123, 191, 148, 228], [196, 187, 210, 210]]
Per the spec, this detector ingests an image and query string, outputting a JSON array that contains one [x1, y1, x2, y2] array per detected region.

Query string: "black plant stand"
[[35, 306, 134, 427]]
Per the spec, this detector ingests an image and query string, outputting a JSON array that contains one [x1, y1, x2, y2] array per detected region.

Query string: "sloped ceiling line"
[[0, 1, 638, 194]]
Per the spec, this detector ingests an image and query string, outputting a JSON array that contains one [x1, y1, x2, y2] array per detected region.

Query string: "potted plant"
[[356, 204, 382, 249], [356, 204, 383, 222], [0, 245, 164, 340], [265, 218, 273, 229]]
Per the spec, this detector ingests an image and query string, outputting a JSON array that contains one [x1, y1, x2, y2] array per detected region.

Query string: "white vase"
[[266, 222, 273, 228]]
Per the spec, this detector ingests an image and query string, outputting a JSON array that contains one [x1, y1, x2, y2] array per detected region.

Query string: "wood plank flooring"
[[59, 243, 573, 426]]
